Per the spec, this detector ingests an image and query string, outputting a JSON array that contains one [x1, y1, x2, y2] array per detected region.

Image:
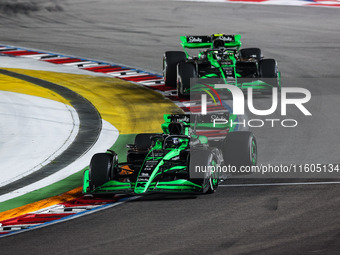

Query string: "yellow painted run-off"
[[0, 72, 71, 106], [3, 68, 182, 134], [0, 68, 181, 221]]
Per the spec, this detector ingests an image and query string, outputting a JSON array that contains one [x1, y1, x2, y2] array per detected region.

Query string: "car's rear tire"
[[89, 152, 118, 190], [239, 48, 263, 61], [222, 131, 257, 169], [127, 133, 156, 165], [134, 133, 157, 149], [189, 149, 219, 194], [177, 61, 197, 98], [163, 51, 186, 87], [258, 58, 279, 94]]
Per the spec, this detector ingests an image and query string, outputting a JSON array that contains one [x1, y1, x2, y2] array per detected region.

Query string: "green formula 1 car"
[[163, 34, 281, 98], [83, 113, 257, 195]]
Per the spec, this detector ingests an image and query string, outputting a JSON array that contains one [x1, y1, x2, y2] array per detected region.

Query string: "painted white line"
[[141, 80, 164, 86], [63, 61, 95, 66], [0, 92, 79, 188], [219, 181, 340, 187], [108, 71, 138, 77], [0, 224, 40, 230], [20, 54, 52, 59], [41, 57, 69, 61], [78, 63, 102, 68]]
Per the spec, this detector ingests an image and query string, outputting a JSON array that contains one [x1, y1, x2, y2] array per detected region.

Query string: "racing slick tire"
[[239, 48, 263, 61], [189, 149, 219, 194], [177, 61, 197, 99], [134, 133, 157, 149], [259, 59, 278, 78], [259, 58, 280, 94], [89, 152, 118, 190], [222, 131, 257, 172], [163, 51, 186, 87]]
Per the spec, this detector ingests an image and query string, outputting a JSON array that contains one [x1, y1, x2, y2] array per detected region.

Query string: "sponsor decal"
[[137, 178, 149, 182], [218, 35, 234, 42], [136, 183, 146, 188], [188, 36, 203, 43]]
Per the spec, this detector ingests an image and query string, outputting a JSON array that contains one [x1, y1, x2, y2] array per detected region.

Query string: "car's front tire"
[[189, 149, 219, 194], [89, 152, 118, 190]]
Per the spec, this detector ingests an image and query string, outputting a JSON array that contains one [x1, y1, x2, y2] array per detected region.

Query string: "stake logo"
[[188, 36, 202, 43], [200, 85, 312, 128]]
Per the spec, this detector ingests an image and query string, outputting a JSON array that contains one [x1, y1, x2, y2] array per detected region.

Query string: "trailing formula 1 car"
[[163, 34, 281, 97], [83, 113, 257, 195]]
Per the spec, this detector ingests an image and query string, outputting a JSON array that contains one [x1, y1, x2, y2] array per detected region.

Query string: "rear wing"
[[180, 34, 242, 49]]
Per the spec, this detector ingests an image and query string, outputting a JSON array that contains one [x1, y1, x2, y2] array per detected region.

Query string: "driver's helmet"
[[164, 136, 181, 149]]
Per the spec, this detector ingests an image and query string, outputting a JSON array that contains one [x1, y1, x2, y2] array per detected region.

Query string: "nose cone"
[[134, 182, 148, 194]]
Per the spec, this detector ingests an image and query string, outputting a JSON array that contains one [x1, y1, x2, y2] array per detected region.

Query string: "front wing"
[[83, 170, 203, 195]]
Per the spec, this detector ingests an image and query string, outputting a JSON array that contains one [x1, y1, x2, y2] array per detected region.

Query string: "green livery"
[[83, 113, 257, 195], [163, 34, 281, 98]]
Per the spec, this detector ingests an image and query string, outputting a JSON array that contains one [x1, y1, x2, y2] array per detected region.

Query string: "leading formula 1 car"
[[163, 34, 281, 97], [83, 113, 257, 195]]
